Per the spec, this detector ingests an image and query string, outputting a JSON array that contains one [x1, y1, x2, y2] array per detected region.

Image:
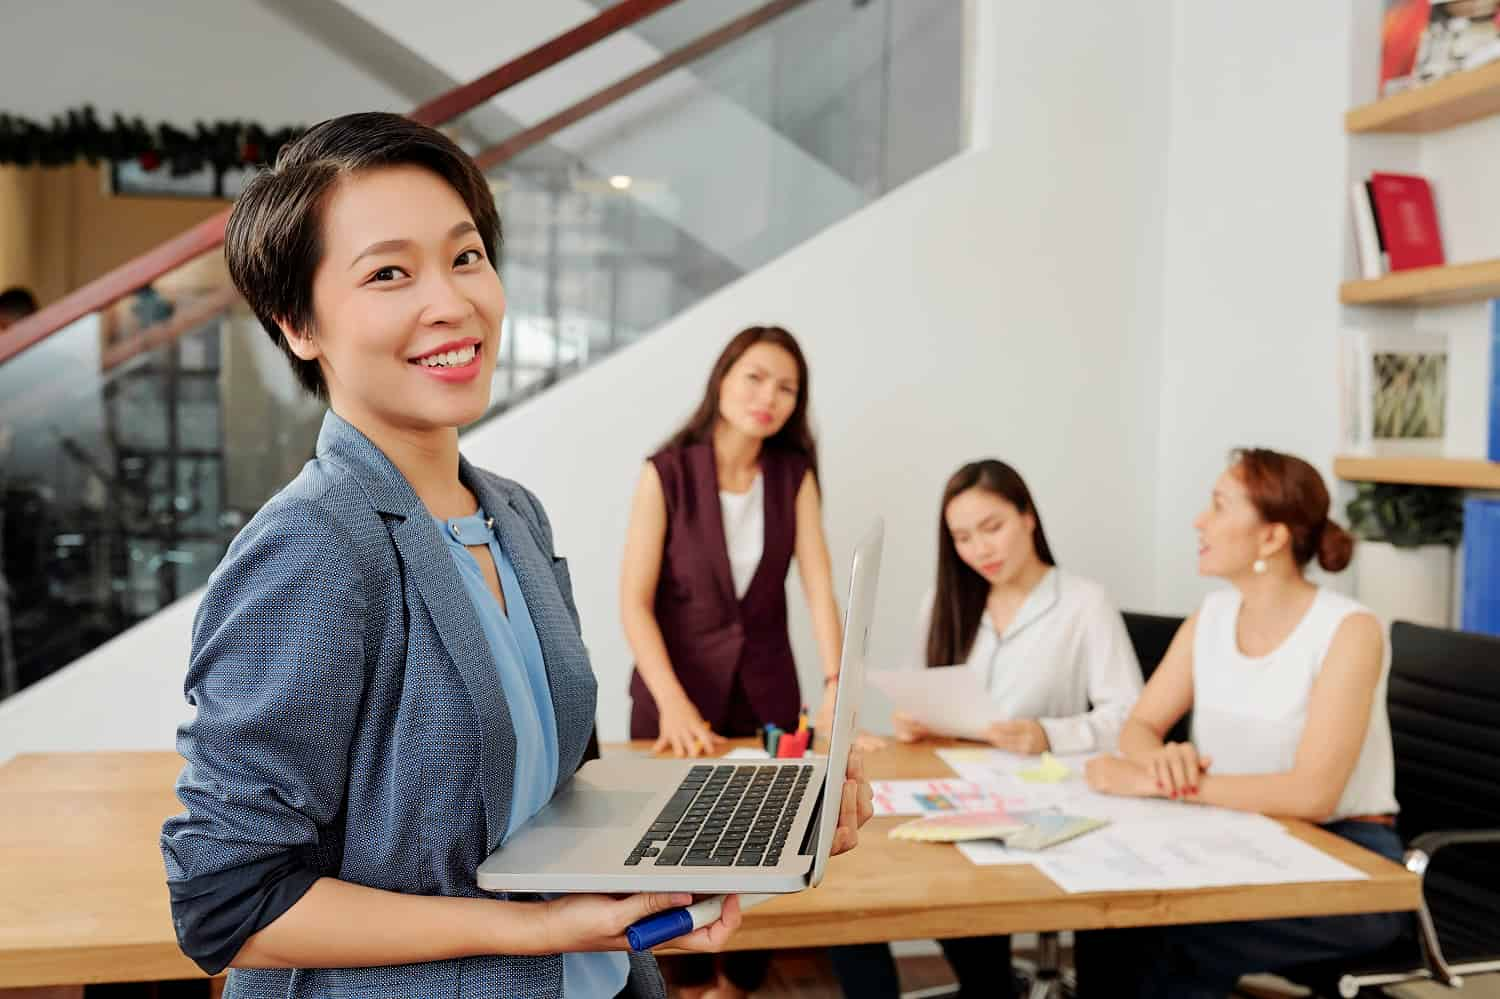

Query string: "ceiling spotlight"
[[608, 175, 633, 190]]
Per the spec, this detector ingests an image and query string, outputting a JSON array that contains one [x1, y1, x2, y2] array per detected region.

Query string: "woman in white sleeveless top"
[[1079, 448, 1409, 998]]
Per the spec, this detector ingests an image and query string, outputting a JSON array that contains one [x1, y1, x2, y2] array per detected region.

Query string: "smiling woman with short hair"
[[159, 111, 872, 999]]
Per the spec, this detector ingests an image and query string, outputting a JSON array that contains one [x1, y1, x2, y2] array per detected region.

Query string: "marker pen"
[[625, 893, 774, 951]]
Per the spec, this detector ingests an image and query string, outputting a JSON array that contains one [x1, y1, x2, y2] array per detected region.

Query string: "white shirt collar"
[[981, 566, 1061, 644]]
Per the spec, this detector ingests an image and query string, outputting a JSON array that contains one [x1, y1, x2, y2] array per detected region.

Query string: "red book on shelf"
[[1368, 172, 1446, 271]]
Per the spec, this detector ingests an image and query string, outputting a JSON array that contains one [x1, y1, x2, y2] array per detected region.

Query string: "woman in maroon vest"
[[620, 325, 843, 999]]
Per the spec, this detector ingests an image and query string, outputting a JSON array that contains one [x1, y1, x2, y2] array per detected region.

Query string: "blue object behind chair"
[[1462, 498, 1500, 637]]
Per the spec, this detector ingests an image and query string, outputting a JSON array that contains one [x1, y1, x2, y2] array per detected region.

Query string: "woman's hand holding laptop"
[[829, 748, 876, 856], [540, 892, 745, 954]]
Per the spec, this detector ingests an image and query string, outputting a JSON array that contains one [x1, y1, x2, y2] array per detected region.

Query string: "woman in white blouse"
[[833, 459, 1142, 999], [1079, 448, 1408, 998], [894, 458, 1142, 755]]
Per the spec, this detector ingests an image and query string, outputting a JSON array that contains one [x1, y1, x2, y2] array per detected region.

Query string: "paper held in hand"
[[868, 666, 994, 740]]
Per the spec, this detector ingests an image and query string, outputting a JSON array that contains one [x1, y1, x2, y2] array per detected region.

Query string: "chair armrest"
[[1407, 828, 1500, 861], [1402, 827, 1500, 989]]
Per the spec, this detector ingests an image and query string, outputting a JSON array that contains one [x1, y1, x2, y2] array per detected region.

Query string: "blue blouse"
[[439, 509, 628, 998]]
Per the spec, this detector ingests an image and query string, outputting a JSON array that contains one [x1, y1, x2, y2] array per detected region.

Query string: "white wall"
[[0, 0, 406, 126], [1150, 0, 1359, 614]]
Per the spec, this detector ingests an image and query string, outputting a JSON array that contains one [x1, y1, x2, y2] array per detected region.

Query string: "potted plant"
[[1345, 482, 1464, 628]]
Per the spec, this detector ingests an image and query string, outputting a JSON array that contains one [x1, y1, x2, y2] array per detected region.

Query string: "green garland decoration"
[[0, 105, 304, 174]]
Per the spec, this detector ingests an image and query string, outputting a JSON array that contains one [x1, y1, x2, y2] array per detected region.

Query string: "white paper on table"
[[1047, 788, 1285, 833], [869, 667, 997, 740], [932, 748, 1100, 816], [937, 747, 1094, 783], [935, 749, 1290, 834], [1030, 815, 1368, 893], [925, 743, 1342, 890], [722, 748, 772, 760], [936, 747, 1030, 779], [870, 779, 1026, 817]]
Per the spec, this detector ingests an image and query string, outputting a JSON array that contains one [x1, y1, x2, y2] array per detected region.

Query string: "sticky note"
[[1018, 752, 1071, 784]]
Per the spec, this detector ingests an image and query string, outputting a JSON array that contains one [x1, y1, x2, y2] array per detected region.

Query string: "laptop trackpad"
[[533, 788, 654, 829]]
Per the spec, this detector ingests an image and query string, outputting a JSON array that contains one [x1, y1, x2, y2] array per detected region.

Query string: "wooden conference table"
[[0, 743, 1420, 990]]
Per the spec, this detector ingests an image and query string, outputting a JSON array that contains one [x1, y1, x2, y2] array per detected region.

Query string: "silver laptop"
[[477, 518, 883, 894]]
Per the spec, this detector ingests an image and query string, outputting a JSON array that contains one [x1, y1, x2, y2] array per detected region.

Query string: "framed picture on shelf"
[[1342, 329, 1452, 456], [1417, 0, 1500, 79], [1380, 0, 1500, 96]]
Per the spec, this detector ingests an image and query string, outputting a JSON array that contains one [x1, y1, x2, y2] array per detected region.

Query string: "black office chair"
[[1121, 611, 1189, 744], [1289, 621, 1500, 996]]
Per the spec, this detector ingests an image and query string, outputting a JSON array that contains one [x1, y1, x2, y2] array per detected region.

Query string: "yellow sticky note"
[[1018, 752, 1070, 784]]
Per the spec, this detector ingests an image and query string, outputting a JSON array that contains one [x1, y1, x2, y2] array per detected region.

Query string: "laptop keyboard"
[[625, 764, 814, 868]]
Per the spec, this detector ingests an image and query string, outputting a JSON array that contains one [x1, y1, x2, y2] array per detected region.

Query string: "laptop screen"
[[806, 518, 883, 888]]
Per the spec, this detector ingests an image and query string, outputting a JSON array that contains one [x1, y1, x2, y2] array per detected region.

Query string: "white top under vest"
[[1190, 587, 1398, 820], [719, 474, 765, 599], [912, 569, 1143, 754]]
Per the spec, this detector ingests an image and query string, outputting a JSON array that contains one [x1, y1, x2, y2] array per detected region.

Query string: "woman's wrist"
[[522, 897, 573, 957], [648, 679, 694, 713], [1117, 737, 1161, 764]]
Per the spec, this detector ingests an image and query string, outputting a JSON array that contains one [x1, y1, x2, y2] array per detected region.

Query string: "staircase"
[[0, 0, 962, 706]]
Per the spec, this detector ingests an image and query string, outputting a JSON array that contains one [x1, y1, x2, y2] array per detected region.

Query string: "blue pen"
[[626, 893, 774, 951]]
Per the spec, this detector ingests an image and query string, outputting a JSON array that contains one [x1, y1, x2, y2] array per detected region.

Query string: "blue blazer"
[[161, 411, 665, 999]]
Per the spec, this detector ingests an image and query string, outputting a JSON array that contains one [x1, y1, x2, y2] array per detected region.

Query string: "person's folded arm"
[[162, 496, 378, 973]]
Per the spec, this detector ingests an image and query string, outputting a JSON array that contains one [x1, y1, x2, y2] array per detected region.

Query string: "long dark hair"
[[660, 325, 819, 475], [926, 460, 1056, 668]]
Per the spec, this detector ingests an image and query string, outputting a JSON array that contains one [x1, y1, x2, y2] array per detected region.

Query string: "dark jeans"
[[1074, 820, 1414, 999], [830, 935, 1015, 999]]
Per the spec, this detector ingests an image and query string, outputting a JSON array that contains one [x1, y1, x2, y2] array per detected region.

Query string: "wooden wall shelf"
[[1334, 456, 1500, 490], [1339, 258, 1500, 307], [1347, 61, 1500, 134]]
